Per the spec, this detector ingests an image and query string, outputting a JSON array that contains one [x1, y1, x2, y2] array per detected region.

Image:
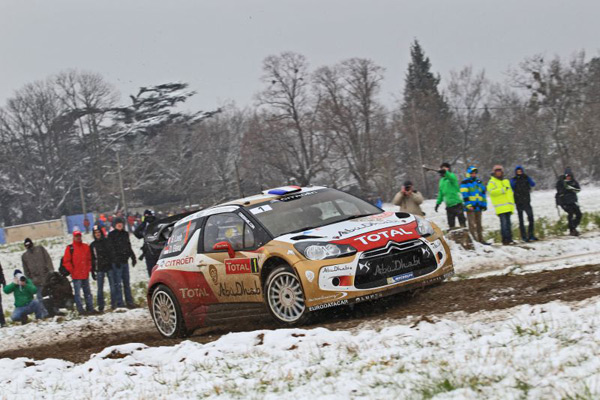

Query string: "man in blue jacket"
[[460, 166, 488, 243], [510, 165, 538, 242]]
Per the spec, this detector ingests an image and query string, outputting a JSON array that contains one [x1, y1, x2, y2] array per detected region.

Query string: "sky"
[[1, 0, 599, 112]]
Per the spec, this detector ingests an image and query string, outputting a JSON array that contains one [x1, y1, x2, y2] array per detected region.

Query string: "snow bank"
[[1, 297, 599, 399]]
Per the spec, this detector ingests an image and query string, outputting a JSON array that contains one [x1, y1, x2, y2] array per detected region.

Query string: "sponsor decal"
[[353, 293, 383, 303], [287, 250, 295, 255], [321, 265, 353, 274], [278, 190, 318, 202], [218, 281, 261, 297], [361, 255, 420, 277], [225, 258, 259, 275], [333, 222, 389, 239], [354, 211, 395, 222], [305, 271, 315, 282], [179, 287, 210, 299], [386, 272, 414, 285], [208, 265, 219, 285], [354, 227, 413, 246], [238, 212, 255, 229], [333, 222, 420, 251], [162, 256, 195, 268], [250, 205, 272, 215], [308, 292, 348, 302], [308, 299, 348, 311]]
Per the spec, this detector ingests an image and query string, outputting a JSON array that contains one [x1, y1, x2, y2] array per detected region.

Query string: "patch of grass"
[[420, 378, 456, 399], [484, 211, 600, 242]]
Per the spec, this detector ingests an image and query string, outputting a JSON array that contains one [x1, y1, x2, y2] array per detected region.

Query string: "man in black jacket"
[[91, 225, 116, 311], [134, 209, 160, 277], [0, 263, 6, 327], [556, 167, 582, 236], [510, 166, 538, 242], [108, 218, 137, 308]]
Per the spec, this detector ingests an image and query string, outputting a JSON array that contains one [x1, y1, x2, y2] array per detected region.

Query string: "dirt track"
[[1, 264, 599, 363]]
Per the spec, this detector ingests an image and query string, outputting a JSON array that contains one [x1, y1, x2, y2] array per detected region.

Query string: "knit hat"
[[144, 209, 154, 217], [114, 217, 125, 225], [515, 165, 523, 172], [14, 269, 23, 277], [73, 228, 82, 236], [467, 166, 478, 174], [565, 167, 573, 177], [24, 238, 33, 247], [493, 165, 504, 172], [403, 180, 413, 187]]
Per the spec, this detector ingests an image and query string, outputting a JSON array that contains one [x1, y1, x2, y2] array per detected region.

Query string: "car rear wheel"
[[151, 284, 189, 338], [265, 266, 309, 325]]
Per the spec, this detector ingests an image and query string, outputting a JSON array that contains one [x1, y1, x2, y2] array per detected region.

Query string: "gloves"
[[434, 204, 440, 213], [483, 206, 488, 211], [131, 257, 137, 267], [138, 254, 144, 261], [466, 205, 473, 211], [91, 271, 97, 281]]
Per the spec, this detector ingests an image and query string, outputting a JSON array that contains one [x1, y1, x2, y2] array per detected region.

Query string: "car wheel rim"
[[152, 290, 177, 336], [268, 271, 305, 322]]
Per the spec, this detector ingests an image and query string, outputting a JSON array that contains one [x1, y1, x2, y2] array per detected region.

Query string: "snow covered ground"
[[1, 297, 599, 399]]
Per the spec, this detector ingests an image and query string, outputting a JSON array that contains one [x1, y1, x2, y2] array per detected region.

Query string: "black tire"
[[150, 284, 189, 338], [264, 265, 310, 326]]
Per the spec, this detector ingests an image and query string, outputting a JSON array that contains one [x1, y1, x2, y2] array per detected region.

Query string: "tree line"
[[1, 40, 599, 226]]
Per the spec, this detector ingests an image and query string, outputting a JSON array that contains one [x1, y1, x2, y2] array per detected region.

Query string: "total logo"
[[354, 227, 413, 245]]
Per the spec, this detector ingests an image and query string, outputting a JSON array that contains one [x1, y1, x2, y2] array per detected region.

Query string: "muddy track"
[[1, 264, 599, 363]]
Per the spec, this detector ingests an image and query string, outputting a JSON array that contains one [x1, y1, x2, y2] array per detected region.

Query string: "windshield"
[[247, 189, 381, 237]]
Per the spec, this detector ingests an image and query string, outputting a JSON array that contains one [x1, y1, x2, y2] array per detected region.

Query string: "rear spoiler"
[[144, 210, 199, 249]]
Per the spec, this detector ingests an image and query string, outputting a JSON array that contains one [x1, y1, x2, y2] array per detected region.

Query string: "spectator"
[[434, 162, 466, 229], [487, 165, 516, 245], [63, 230, 97, 315], [22, 238, 54, 301], [0, 263, 6, 327], [91, 225, 116, 312], [460, 166, 488, 244], [83, 217, 91, 234], [3, 269, 47, 323], [556, 167, 582, 236], [134, 209, 160, 277], [392, 180, 425, 216], [41, 271, 74, 317], [510, 165, 538, 242], [127, 214, 136, 232], [109, 218, 138, 309]]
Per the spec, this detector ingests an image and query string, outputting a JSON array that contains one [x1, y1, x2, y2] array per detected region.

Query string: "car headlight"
[[294, 242, 357, 260], [415, 216, 435, 237]]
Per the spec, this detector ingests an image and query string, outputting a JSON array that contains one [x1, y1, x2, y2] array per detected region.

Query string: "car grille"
[[354, 239, 438, 289]]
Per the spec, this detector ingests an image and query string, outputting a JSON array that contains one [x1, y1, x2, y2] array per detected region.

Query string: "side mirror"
[[213, 241, 235, 258]]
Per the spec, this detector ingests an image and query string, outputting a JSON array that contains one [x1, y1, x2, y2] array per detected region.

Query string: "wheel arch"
[[260, 256, 292, 286]]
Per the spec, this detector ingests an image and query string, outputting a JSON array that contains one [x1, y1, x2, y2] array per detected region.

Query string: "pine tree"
[[400, 40, 453, 197]]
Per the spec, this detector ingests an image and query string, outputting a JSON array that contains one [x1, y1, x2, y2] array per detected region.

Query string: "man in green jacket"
[[435, 162, 466, 229], [487, 165, 516, 245], [3, 269, 47, 323]]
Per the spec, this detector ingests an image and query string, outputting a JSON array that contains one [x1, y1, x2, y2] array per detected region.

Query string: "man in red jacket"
[[63, 229, 97, 315]]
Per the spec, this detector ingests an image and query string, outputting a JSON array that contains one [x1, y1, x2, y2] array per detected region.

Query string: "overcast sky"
[[1, 0, 599, 111]]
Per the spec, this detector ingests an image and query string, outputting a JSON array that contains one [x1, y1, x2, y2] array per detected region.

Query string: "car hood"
[[276, 211, 420, 249]]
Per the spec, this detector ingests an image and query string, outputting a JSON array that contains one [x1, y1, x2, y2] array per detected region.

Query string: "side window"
[[203, 213, 255, 252], [161, 218, 200, 258]]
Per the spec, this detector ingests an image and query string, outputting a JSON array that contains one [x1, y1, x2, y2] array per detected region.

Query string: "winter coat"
[[392, 190, 425, 216], [556, 177, 581, 206], [460, 167, 487, 212], [510, 166, 536, 206], [63, 241, 92, 280], [90, 233, 115, 273], [0, 263, 6, 287], [41, 272, 74, 306], [3, 278, 37, 308], [487, 175, 515, 215], [21, 245, 54, 287], [436, 171, 463, 208], [108, 229, 135, 264]]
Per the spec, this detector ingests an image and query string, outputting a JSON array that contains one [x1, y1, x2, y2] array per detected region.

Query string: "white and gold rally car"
[[148, 186, 454, 338]]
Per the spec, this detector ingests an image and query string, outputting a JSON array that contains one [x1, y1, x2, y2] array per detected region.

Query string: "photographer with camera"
[[3, 269, 48, 323], [392, 180, 425, 216]]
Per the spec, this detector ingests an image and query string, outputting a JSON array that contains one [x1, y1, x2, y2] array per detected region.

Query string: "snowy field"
[[0, 187, 598, 399], [1, 297, 599, 399]]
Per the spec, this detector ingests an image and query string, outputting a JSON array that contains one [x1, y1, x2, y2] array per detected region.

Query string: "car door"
[[198, 211, 264, 303]]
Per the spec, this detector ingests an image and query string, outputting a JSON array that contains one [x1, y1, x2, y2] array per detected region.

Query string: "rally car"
[[148, 186, 454, 338]]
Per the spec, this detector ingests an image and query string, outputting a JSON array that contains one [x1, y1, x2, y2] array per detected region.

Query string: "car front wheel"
[[151, 284, 189, 338], [265, 266, 309, 325]]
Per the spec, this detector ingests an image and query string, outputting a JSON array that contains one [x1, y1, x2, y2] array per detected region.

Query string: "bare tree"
[[256, 52, 331, 186]]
